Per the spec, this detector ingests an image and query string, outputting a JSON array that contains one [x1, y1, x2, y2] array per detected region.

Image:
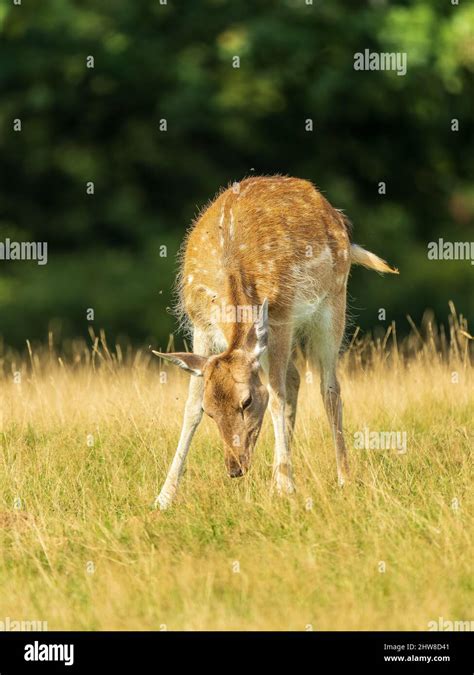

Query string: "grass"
[[0, 308, 472, 631]]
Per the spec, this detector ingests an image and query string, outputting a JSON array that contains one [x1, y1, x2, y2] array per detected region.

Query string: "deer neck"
[[216, 270, 256, 352]]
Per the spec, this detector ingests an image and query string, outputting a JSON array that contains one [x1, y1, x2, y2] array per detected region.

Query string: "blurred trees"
[[0, 0, 473, 348]]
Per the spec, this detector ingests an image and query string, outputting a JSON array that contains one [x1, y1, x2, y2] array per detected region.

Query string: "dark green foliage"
[[0, 0, 472, 347]]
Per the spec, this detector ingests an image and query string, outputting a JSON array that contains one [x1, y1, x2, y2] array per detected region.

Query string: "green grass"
[[0, 331, 472, 630]]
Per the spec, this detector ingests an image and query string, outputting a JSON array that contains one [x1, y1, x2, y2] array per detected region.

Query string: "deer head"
[[153, 300, 270, 477]]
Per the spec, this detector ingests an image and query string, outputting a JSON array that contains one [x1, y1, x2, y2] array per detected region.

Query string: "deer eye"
[[241, 395, 252, 410]]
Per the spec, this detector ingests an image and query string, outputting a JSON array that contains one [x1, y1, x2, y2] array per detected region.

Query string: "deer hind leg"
[[320, 366, 349, 486], [311, 299, 350, 486], [157, 328, 210, 510], [268, 325, 296, 495], [285, 357, 300, 443]]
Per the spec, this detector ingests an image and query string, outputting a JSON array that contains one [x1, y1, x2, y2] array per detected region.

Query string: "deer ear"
[[151, 350, 208, 376], [245, 298, 269, 359]]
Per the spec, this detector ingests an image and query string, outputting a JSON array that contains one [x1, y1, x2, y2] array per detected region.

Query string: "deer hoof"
[[337, 465, 350, 487], [157, 492, 174, 510], [274, 467, 296, 495]]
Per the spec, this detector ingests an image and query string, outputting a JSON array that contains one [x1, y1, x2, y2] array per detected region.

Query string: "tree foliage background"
[[1, 0, 473, 349]]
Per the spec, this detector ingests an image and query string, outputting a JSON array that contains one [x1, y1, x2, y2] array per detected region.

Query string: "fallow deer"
[[153, 176, 398, 509]]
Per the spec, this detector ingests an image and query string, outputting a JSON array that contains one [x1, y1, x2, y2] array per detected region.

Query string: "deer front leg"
[[157, 376, 204, 509], [268, 327, 295, 495], [157, 329, 209, 509]]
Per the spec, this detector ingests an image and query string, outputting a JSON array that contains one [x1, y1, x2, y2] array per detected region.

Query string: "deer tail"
[[350, 243, 399, 274]]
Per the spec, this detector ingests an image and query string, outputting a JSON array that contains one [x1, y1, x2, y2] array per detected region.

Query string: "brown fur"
[[178, 176, 352, 347]]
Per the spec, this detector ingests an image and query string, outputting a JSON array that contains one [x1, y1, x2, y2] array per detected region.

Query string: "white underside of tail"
[[350, 244, 398, 274]]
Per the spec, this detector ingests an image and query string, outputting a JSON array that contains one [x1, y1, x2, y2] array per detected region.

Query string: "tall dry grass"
[[0, 305, 472, 630]]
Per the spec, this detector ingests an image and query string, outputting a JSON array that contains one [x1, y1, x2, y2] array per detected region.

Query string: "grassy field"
[[0, 311, 472, 631]]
